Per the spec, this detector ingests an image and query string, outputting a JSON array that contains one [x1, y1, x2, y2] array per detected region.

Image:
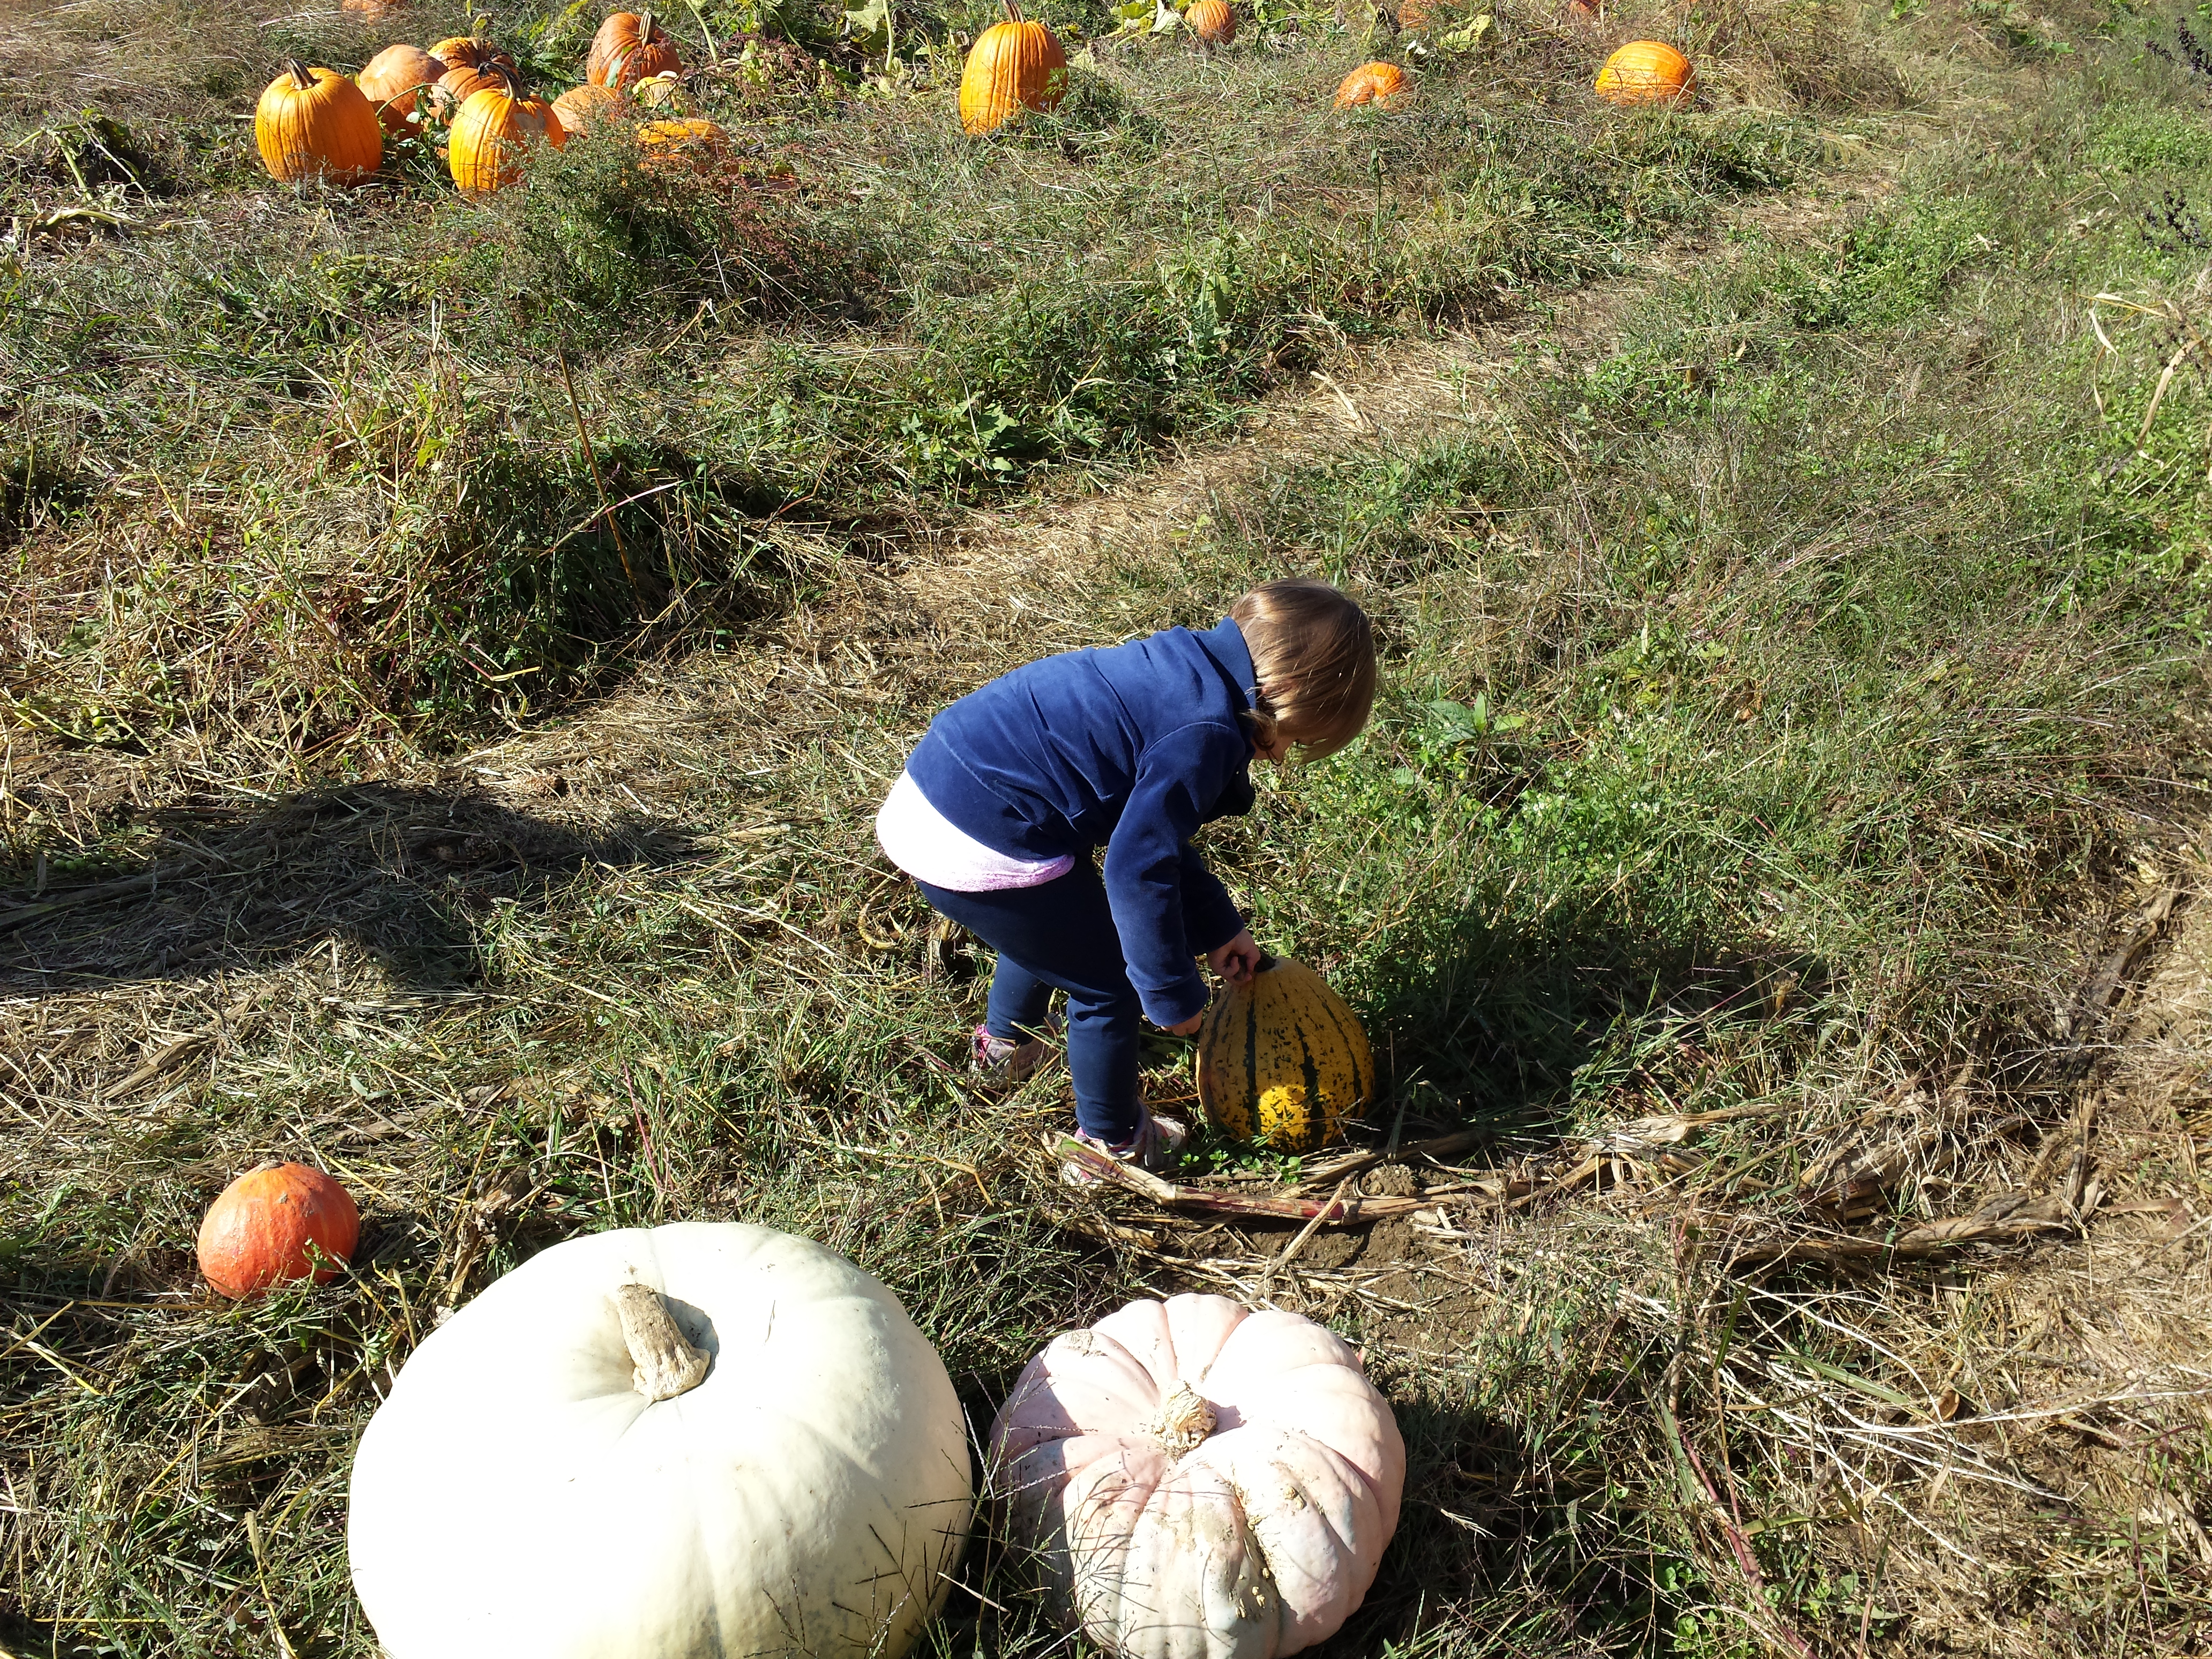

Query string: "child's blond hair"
[[1230, 579, 1376, 760]]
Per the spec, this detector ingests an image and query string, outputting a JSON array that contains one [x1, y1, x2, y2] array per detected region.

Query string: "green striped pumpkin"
[[1194, 956, 1375, 1153]]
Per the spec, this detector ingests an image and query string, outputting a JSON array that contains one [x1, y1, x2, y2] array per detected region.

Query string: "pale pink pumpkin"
[[989, 1293, 1404, 1659]]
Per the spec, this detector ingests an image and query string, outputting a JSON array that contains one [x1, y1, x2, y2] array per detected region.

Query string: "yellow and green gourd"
[[1194, 955, 1375, 1153]]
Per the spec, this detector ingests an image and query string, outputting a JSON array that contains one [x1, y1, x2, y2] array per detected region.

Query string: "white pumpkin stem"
[[612, 1282, 710, 1401], [1144, 1381, 1217, 1457]]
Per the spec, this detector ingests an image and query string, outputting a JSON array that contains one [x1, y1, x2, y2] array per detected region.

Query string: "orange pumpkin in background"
[[432, 60, 506, 122], [358, 44, 446, 136], [429, 27, 514, 72], [588, 11, 683, 88], [638, 116, 729, 173], [1187, 0, 1237, 43], [959, 0, 1068, 134], [552, 82, 624, 132], [1594, 39, 1694, 103], [449, 77, 568, 199], [197, 1163, 361, 1299], [1333, 60, 1407, 107], [255, 61, 383, 184]]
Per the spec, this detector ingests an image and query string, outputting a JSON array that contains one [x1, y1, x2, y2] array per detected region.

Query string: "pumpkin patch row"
[[253, 10, 729, 196], [1332, 39, 1692, 111], [256, 5, 1695, 175], [948, 0, 1695, 131]]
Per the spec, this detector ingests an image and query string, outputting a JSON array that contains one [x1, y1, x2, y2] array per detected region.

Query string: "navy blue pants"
[[915, 864, 1208, 1143]]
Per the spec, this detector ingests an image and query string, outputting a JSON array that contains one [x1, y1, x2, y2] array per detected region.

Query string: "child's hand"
[[1165, 1013, 1205, 1037], [1209, 930, 1265, 985]]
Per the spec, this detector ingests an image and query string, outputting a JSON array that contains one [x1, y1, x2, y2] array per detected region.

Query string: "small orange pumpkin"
[[449, 76, 569, 199], [959, 0, 1067, 135], [588, 10, 683, 88], [1594, 39, 1693, 103], [197, 1163, 361, 1300], [255, 60, 383, 184], [1187, 0, 1236, 42], [359, 44, 447, 135], [552, 81, 625, 132], [1333, 60, 1407, 107]]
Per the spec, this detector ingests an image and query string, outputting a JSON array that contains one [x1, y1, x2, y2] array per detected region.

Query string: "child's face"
[[1251, 728, 1295, 766]]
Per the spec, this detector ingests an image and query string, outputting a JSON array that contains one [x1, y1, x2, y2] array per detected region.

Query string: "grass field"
[[8, 0, 2212, 1650]]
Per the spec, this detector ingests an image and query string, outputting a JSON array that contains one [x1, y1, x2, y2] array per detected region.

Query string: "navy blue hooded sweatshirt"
[[905, 617, 1257, 1028]]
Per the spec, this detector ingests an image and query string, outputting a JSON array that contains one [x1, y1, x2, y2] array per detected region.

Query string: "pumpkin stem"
[[282, 57, 315, 90], [611, 1282, 711, 1401], [1144, 1381, 1218, 1458], [1003, 0, 1024, 20]]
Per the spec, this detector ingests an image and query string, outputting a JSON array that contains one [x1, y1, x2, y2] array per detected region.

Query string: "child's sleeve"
[[1102, 724, 1249, 1028], [1179, 844, 1245, 963]]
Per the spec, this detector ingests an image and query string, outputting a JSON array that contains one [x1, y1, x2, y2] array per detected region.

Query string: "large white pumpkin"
[[989, 1293, 1404, 1659], [349, 1222, 974, 1658]]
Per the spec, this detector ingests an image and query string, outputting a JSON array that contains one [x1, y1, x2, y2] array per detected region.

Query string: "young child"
[[874, 578, 1377, 1177]]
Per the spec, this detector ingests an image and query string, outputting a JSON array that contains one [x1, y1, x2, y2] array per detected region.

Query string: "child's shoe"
[[1060, 1110, 1188, 1186], [971, 1021, 1059, 1088]]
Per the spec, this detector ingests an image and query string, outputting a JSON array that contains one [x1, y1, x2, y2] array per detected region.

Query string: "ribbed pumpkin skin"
[[433, 61, 504, 120], [197, 1163, 360, 1299], [449, 86, 567, 200], [552, 82, 623, 132], [1594, 40, 1693, 104], [989, 1294, 1405, 1659], [1195, 957, 1374, 1153], [959, 16, 1067, 134], [359, 46, 445, 135], [430, 34, 509, 70], [1188, 0, 1236, 42], [588, 12, 682, 88], [1332, 61, 1406, 108], [255, 64, 383, 185]]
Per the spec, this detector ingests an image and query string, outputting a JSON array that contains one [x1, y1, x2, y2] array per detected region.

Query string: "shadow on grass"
[[0, 782, 700, 993], [1324, 1378, 1687, 1659], [1364, 902, 1825, 1148]]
